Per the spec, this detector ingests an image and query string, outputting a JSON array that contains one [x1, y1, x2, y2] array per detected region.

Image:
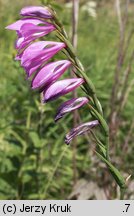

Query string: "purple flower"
[[43, 78, 84, 102], [6, 19, 55, 50], [65, 120, 99, 144], [20, 41, 66, 77], [16, 22, 55, 50], [55, 97, 89, 122], [19, 25, 55, 50], [6, 18, 44, 31], [20, 6, 53, 19], [32, 60, 71, 89]]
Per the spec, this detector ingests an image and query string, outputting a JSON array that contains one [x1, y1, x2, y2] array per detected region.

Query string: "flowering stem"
[[7, 3, 127, 200]]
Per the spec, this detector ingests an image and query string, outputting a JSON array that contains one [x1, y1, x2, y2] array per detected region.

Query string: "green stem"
[[106, 134, 110, 161], [120, 187, 125, 200], [87, 104, 110, 160]]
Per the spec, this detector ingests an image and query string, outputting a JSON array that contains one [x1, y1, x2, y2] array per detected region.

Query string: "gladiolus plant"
[[6, 5, 126, 199]]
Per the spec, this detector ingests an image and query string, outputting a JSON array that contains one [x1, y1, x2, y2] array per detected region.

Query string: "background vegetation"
[[0, 0, 134, 199]]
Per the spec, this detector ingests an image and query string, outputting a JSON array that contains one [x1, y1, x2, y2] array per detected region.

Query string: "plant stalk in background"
[[110, 0, 133, 144], [71, 0, 80, 185]]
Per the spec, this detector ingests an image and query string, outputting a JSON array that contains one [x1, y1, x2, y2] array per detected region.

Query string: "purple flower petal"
[[20, 41, 66, 77], [55, 97, 89, 122], [15, 22, 55, 49], [65, 120, 99, 144], [6, 18, 44, 30], [43, 78, 84, 102], [32, 60, 71, 89], [20, 6, 53, 19]]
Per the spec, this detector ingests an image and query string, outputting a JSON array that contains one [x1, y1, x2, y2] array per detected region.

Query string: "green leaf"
[[29, 132, 42, 148], [95, 151, 126, 189]]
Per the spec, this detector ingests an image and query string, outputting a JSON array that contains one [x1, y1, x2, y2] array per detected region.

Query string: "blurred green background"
[[0, 0, 134, 199]]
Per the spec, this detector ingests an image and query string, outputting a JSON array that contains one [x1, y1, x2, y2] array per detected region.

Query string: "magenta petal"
[[20, 6, 52, 19], [6, 18, 55, 50], [20, 41, 66, 76], [21, 41, 46, 65], [65, 120, 99, 144], [32, 60, 71, 89], [55, 97, 89, 122], [6, 18, 44, 30], [43, 78, 84, 102], [15, 23, 55, 49], [20, 23, 55, 38]]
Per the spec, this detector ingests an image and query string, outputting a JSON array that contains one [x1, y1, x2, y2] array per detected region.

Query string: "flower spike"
[[6, 5, 126, 194]]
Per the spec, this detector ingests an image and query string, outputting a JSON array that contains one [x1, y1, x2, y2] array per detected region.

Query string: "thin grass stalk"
[[109, 0, 130, 144]]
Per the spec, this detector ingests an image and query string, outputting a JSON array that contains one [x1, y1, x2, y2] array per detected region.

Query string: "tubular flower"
[[20, 6, 53, 19], [6, 18, 44, 31], [55, 97, 89, 122], [6, 19, 55, 50], [43, 78, 84, 103], [21, 41, 66, 77], [32, 60, 71, 89], [65, 120, 99, 145], [16, 23, 55, 50]]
